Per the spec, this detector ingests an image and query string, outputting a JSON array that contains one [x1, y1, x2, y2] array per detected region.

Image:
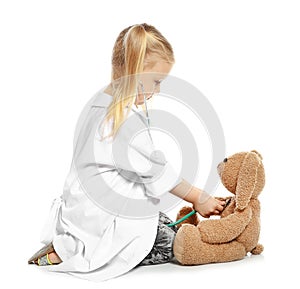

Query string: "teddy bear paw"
[[175, 206, 199, 229]]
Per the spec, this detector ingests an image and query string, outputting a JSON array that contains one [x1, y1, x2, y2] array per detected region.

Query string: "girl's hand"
[[169, 179, 226, 218], [193, 190, 225, 218]]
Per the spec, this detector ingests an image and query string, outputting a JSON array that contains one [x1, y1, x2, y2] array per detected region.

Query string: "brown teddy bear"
[[173, 150, 265, 265]]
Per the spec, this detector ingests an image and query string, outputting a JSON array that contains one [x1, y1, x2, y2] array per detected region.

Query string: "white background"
[[0, 0, 299, 288]]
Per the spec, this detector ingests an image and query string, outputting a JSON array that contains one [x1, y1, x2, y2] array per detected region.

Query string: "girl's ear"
[[235, 151, 260, 210]]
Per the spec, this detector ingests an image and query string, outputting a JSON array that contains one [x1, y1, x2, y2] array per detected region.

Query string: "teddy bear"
[[173, 150, 265, 265]]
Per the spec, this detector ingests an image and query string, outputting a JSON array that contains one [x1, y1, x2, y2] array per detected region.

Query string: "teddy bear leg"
[[173, 224, 204, 265], [211, 241, 247, 264], [173, 224, 247, 265]]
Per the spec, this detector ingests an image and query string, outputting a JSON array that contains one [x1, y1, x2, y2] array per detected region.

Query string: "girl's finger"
[[216, 204, 224, 211], [217, 200, 226, 206]]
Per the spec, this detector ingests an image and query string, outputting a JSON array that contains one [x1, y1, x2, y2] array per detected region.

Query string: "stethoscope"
[[136, 80, 155, 145], [136, 80, 197, 226]]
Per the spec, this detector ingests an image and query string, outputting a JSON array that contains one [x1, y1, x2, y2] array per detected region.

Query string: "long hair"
[[100, 23, 174, 141]]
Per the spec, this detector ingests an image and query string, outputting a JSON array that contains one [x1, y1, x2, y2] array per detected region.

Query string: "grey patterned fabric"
[[138, 211, 178, 265], [38, 255, 51, 266]]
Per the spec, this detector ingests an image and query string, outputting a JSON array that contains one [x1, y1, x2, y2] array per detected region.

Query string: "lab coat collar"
[[92, 90, 142, 113], [91, 90, 114, 108]]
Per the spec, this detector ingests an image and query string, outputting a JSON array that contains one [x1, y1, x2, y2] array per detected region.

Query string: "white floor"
[[19, 248, 295, 289]]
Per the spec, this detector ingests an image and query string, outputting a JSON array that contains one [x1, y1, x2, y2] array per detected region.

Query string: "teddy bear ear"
[[235, 151, 260, 210], [251, 150, 263, 160]]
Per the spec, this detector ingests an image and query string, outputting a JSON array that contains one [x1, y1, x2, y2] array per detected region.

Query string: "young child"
[[28, 23, 225, 281]]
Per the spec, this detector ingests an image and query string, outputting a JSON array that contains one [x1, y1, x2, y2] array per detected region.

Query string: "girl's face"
[[135, 60, 173, 106]]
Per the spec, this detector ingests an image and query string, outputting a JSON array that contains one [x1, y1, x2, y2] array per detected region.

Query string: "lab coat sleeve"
[[96, 114, 182, 198], [127, 141, 183, 197], [142, 158, 183, 198]]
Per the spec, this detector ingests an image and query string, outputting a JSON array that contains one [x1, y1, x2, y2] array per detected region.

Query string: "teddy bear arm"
[[198, 206, 252, 244]]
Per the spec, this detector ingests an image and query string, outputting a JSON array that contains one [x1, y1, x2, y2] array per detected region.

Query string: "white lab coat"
[[38, 89, 182, 282]]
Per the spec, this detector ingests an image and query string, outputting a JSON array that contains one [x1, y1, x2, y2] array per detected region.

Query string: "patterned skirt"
[[138, 211, 178, 265]]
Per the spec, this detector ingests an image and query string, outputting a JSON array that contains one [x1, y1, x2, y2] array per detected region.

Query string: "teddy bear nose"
[[223, 158, 228, 163]]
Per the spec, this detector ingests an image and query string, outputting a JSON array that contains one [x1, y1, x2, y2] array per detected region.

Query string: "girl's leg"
[[138, 211, 178, 266]]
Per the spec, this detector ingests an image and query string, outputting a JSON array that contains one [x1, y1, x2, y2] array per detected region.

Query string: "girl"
[[28, 23, 225, 282]]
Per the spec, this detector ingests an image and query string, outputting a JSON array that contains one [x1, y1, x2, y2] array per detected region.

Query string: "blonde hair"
[[100, 23, 175, 141]]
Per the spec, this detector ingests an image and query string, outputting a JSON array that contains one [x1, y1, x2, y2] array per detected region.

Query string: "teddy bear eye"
[[223, 158, 228, 163]]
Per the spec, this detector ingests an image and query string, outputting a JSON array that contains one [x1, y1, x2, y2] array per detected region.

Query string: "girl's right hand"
[[193, 190, 225, 218]]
